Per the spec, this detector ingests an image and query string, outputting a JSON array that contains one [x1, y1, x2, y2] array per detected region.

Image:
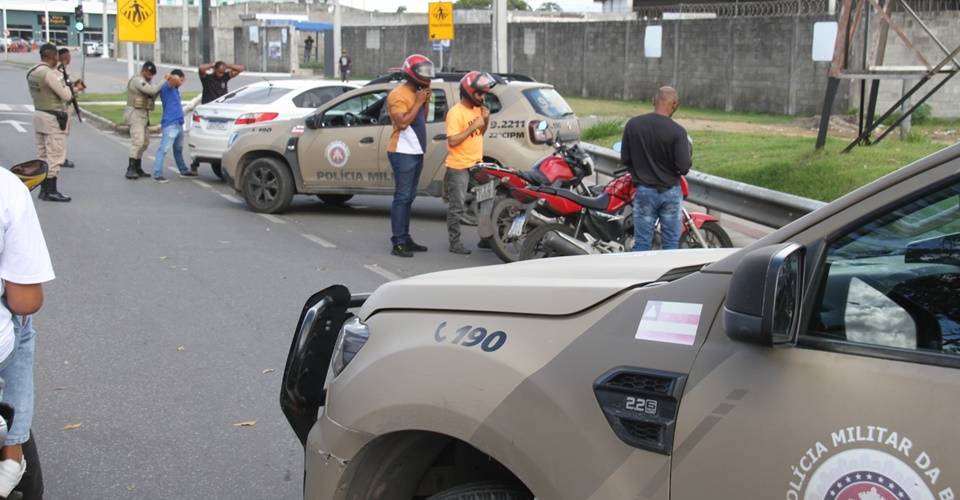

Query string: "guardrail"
[[580, 142, 827, 229]]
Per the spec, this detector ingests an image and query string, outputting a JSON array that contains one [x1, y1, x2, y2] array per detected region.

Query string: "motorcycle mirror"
[[537, 121, 549, 131], [613, 141, 622, 153]]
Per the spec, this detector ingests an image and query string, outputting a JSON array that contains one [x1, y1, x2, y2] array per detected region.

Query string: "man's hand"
[[480, 106, 491, 121], [73, 79, 86, 93], [469, 117, 485, 134], [415, 87, 432, 107]]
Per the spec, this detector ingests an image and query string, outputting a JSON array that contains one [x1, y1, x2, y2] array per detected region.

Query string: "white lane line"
[[364, 264, 402, 282], [192, 179, 212, 189], [301, 233, 336, 248], [257, 213, 286, 224], [218, 193, 243, 204]]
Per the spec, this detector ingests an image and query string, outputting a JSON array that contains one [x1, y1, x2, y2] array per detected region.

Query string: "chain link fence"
[[633, 0, 959, 19]]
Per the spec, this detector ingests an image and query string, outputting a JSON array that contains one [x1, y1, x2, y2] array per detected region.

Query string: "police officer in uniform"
[[27, 43, 83, 202], [124, 61, 173, 180]]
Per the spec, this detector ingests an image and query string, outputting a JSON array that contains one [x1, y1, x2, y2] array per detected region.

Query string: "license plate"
[[206, 120, 228, 131], [475, 181, 496, 202], [507, 213, 527, 239]]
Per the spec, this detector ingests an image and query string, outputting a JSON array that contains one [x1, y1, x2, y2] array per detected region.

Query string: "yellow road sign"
[[428, 2, 454, 41], [118, 0, 156, 43]]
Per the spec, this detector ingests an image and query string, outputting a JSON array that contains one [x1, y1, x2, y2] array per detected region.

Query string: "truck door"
[[671, 172, 960, 499]]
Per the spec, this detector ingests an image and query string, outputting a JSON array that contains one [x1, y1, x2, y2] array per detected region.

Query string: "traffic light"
[[74, 5, 84, 32]]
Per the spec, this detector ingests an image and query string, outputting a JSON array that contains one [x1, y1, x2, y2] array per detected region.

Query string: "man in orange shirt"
[[444, 71, 496, 254], [386, 54, 435, 258]]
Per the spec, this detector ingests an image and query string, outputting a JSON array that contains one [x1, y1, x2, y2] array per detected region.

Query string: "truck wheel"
[[210, 161, 225, 180], [317, 194, 354, 205], [519, 224, 578, 260], [680, 221, 733, 248], [426, 481, 532, 500], [490, 197, 527, 263], [241, 157, 294, 214]]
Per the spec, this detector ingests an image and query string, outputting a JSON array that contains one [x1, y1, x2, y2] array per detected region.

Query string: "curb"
[[80, 107, 181, 137]]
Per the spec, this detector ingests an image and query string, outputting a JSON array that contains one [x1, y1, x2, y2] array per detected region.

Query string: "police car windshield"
[[219, 85, 295, 105], [523, 88, 574, 119]]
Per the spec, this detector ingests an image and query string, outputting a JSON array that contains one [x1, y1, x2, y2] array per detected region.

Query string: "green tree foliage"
[[537, 2, 563, 11], [454, 0, 532, 10]]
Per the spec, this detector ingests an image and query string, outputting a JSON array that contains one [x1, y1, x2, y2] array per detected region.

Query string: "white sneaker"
[[0, 458, 25, 497]]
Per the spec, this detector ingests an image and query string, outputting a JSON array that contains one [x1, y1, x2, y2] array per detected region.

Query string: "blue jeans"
[[387, 152, 424, 246], [154, 123, 190, 177], [633, 184, 683, 251], [1, 316, 35, 445]]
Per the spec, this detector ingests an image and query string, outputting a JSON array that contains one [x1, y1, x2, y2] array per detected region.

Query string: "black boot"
[[38, 177, 50, 200], [126, 158, 139, 180], [135, 158, 150, 178], [42, 177, 71, 202]]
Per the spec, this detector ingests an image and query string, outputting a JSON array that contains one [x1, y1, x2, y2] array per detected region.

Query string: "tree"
[[454, 0, 532, 10], [397, 5, 407, 13], [536, 1, 562, 12]]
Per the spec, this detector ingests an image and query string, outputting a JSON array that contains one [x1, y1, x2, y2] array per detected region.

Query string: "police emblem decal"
[[325, 141, 350, 168]]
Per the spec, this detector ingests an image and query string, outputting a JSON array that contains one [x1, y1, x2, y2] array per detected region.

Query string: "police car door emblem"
[[325, 141, 350, 168]]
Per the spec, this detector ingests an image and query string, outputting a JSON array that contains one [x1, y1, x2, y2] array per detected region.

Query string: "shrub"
[[581, 120, 623, 142]]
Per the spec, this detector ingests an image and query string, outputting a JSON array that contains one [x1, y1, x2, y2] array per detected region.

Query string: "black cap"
[[141, 61, 157, 75]]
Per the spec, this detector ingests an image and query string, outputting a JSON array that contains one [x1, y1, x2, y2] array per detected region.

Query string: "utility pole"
[[44, 2, 50, 42], [200, 0, 211, 62], [491, 0, 507, 73], [101, 0, 109, 58], [181, 0, 189, 65], [333, 0, 341, 80]]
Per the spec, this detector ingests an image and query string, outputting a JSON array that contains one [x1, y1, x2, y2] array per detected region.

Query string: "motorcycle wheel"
[[490, 197, 529, 263], [680, 221, 733, 248], [519, 223, 577, 260]]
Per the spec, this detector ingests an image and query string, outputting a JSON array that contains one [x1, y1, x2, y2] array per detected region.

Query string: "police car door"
[[300, 90, 389, 190], [670, 159, 960, 499]]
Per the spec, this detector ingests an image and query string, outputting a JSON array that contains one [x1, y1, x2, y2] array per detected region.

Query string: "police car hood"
[[359, 249, 736, 317]]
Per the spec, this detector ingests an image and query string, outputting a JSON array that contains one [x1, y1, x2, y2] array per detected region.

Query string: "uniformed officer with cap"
[[125, 61, 176, 180], [26, 43, 84, 202]]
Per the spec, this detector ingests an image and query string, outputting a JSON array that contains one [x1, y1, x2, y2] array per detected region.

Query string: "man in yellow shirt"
[[444, 71, 496, 254]]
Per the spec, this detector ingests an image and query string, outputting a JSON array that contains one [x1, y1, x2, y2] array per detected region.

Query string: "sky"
[[338, 0, 602, 13]]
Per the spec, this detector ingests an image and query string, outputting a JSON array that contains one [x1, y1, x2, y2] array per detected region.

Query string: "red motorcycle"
[[470, 141, 594, 262], [519, 175, 733, 259]]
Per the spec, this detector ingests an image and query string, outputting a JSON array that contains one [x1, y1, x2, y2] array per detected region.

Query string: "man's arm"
[[447, 115, 484, 148], [198, 63, 214, 77], [43, 69, 73, 102], [673, 131, 692, 176], [226, 63, 245, 78], [619, 125, 632, 167], [5, 282, 43, 315], [0, 180, 55, 315], [389, 89, 430, 130]]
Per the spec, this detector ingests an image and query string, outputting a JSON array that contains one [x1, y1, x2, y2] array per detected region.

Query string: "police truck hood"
[[359, 249, 737, 317]]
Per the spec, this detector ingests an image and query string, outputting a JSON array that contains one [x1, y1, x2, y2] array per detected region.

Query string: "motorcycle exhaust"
[[543, 230, 596, 256]]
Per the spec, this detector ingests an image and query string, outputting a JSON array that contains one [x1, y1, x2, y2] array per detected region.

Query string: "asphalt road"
[[0, 59, 759, 499]]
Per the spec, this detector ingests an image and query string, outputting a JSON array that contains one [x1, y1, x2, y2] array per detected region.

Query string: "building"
[[594, 0, 635, 12], [0, 1, 116, 46]]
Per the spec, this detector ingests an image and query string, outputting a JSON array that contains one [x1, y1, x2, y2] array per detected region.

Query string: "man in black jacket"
[[620, 86, 691, 251]]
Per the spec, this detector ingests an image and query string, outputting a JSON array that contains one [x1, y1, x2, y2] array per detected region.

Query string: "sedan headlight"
[[226, 131, 239, 149], [331, 317, 369, 377]]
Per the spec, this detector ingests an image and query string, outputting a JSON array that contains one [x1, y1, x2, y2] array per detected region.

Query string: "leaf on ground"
[[176, 345, 185, 351], [261, 368, 275, 374], [233, 420, 257, 427], [63, 423, 82, 431]]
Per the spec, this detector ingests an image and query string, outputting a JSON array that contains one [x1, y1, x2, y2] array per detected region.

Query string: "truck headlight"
[[331, 317, 369, 377]]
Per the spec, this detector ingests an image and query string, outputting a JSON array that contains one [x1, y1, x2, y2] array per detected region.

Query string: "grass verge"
[[584, 123, 944, 202], [82, 105, 163, 126], [79, 91, 200, 102]]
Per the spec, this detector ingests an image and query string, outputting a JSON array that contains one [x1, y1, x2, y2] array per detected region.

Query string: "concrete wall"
[[341, 16, 848, 116]]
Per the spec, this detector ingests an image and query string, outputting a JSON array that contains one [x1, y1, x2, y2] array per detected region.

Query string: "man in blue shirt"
[[153, 69, 196, 183]]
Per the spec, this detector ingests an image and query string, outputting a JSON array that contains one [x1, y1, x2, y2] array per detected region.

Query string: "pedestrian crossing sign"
[[118, 0, 156, 43], [428, 2, 454, 41]]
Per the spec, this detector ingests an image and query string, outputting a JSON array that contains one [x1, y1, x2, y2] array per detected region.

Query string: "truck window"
[[808, 180, 960, 357], [522, 88, 573, 119]]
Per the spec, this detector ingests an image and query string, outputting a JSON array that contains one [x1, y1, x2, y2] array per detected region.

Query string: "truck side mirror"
[[724, 243, 805, 346]]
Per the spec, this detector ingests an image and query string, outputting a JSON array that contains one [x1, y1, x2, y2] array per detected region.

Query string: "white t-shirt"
[[395, 127, 424, 155], [0, 168, 55, 361]]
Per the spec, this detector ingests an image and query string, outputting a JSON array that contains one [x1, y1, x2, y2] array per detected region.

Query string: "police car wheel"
[[426, 481, 532, 500], [241, 157, 294, 214], [210, 162, 224, 180]]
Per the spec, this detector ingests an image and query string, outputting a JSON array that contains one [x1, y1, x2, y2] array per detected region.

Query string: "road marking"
[[192, 180, 212, 189], [0, 104, 35, 112], [364, 264, 402, 282], [258, 213, 286, 224], [301, 233, 336, 248], [219, 193, 243, 204], [0, 120, 28, 133]]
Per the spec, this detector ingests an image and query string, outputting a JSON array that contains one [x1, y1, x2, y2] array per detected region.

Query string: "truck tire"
[[210, 161, 225, 180], [317, 194, 354, 205], [490, 197, 527, 263], [426, 481, 532, 500], [241, 157, 295, 214], [680, 221, 733, 248]]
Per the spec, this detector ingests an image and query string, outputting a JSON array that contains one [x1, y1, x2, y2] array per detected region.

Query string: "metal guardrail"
[[580, 142, 827, 229]]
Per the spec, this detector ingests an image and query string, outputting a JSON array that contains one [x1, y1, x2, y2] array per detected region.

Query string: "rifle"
[[59, 64, 83, 123]]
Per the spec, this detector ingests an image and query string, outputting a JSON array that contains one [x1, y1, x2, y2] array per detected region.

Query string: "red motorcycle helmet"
[[402, 54, 436, 87], [460, 71, 496, 106]]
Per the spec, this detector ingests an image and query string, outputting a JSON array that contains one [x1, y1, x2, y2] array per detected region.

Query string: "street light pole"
[[333, 0, 341, 80], [491, 0, 507, 73], [181, 0, 189, 65], [101, 0, 109, 58]]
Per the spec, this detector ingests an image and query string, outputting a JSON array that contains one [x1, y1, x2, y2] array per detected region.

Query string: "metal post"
[[44, 2, 50, 42], [333, 0, 341, 79], [101, 0, 108, 58], [181, 0, 189, 65], [127, 41, 133, 77], [200, 0, 211, 63], [899, 79, 912, 140], [816, 77, 841, 149], [492, 0, 507, 72]]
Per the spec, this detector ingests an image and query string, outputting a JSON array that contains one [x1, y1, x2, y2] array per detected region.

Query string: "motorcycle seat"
[[532, 185, 610, 211]]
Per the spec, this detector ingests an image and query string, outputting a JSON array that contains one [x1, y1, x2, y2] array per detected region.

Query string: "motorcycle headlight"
[[331, 317, 369, 377]]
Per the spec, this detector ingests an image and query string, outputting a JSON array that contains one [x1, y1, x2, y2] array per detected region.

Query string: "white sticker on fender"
[[635, 301, 703, 346]]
